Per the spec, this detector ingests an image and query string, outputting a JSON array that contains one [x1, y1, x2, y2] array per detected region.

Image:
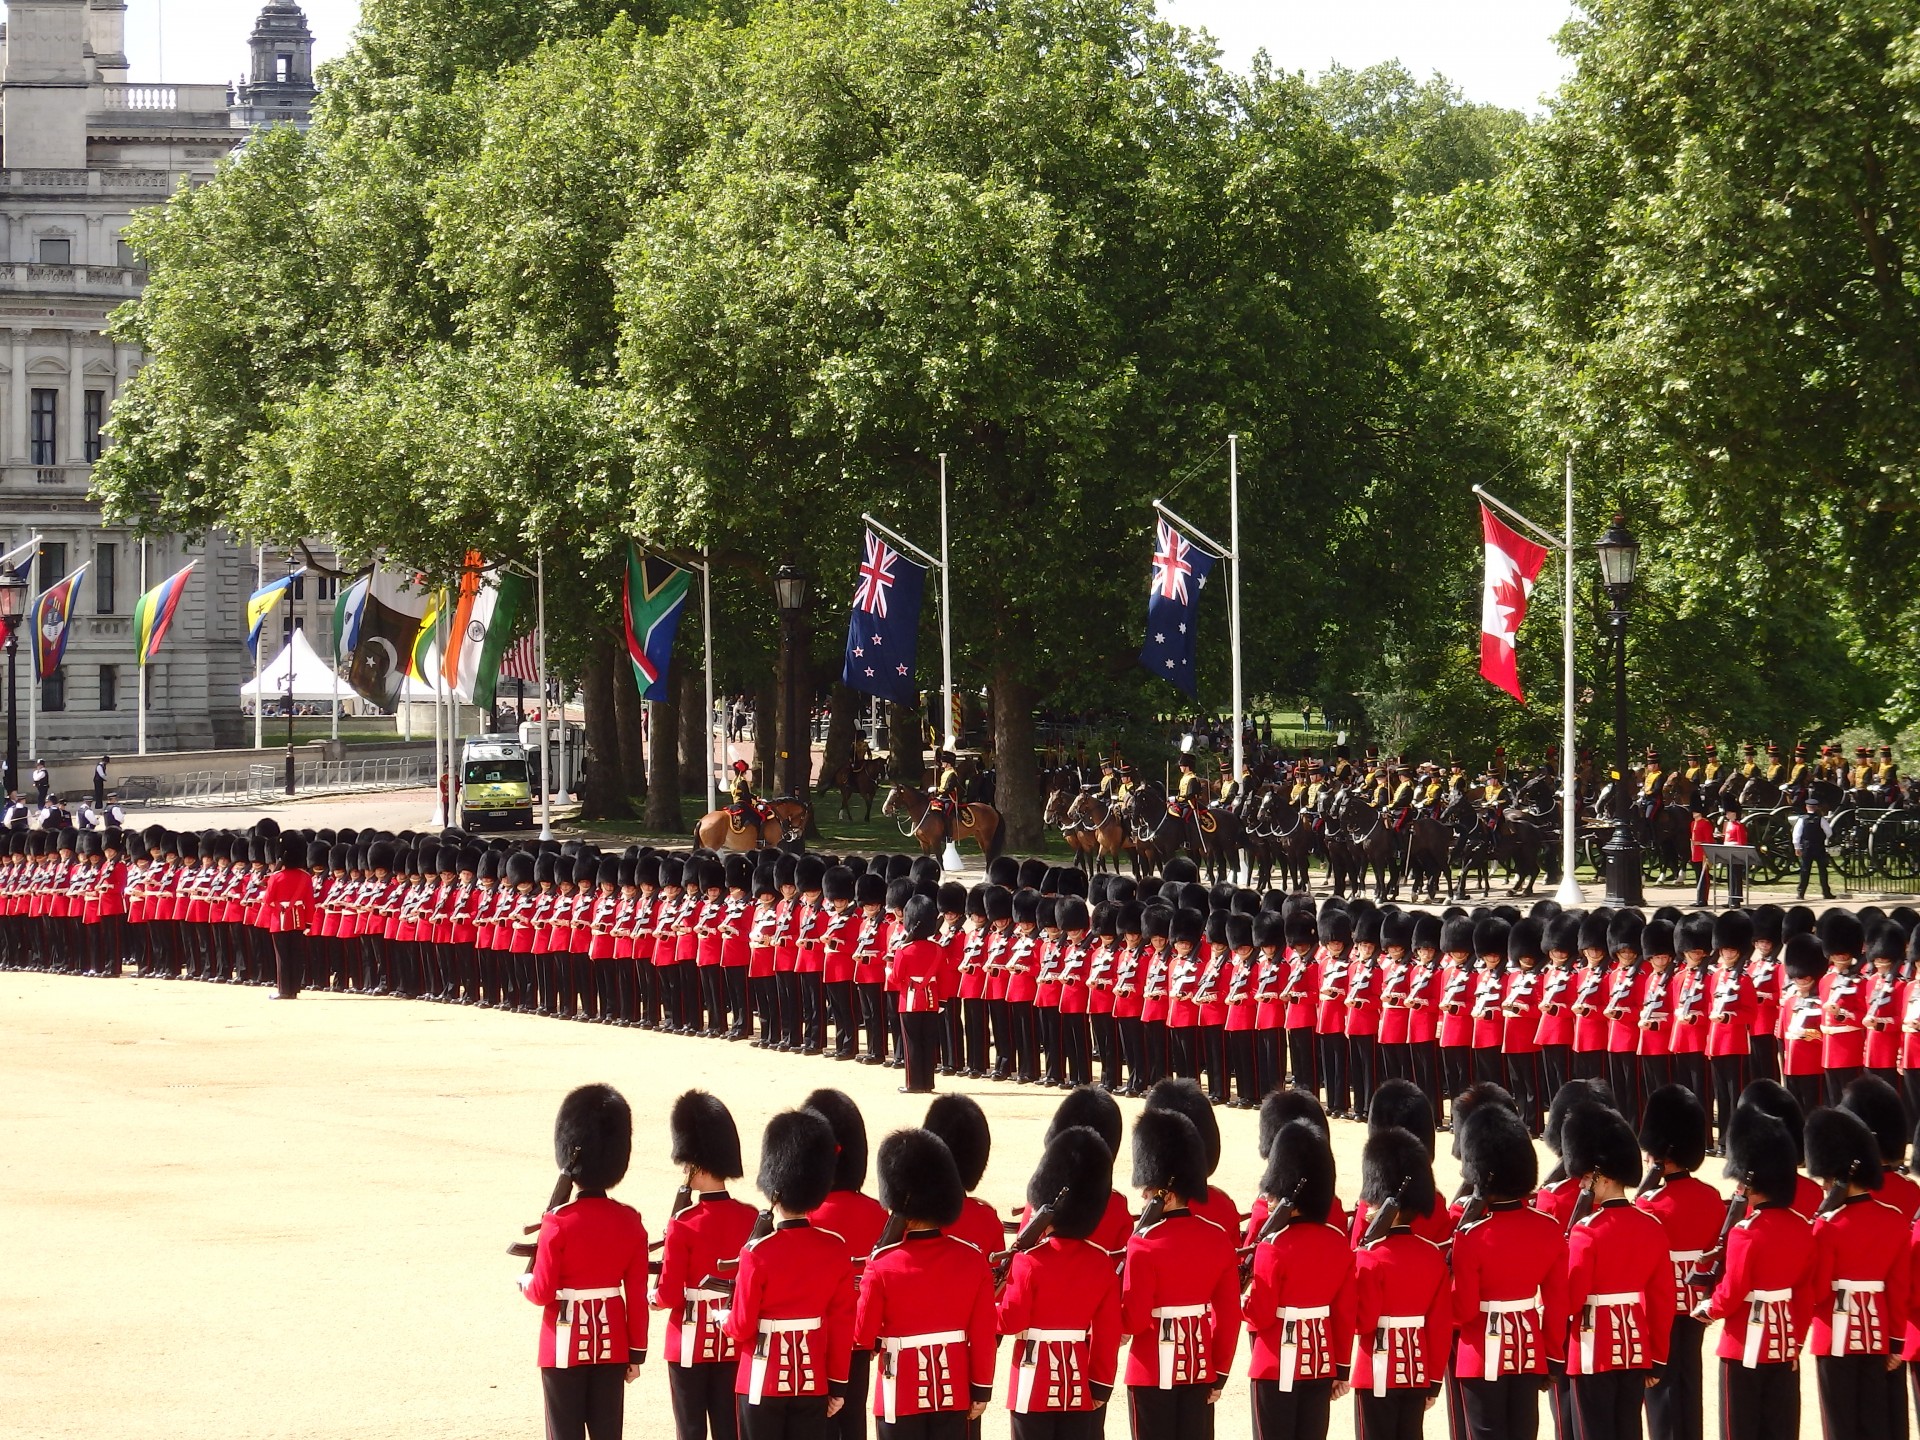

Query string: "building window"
[[116, 238, 138, 269], [84, 390, 105, 461], [42, 668, 65, 713], [276, 53, 293, 82], [37, 238, 70, 265], [99, 665, 117, 711], [30, 389, 58, 465], [95, 542, 116, 613], [291, 573, 306, 600], [38, 542, 65, 590], [316, 574, 338, 601]]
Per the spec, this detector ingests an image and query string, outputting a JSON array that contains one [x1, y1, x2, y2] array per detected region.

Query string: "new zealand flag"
[[1139, 518, 1216, 697], [842, 529, 927, 707]]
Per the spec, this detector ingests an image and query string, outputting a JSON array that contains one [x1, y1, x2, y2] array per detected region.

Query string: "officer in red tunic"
[[1122, 1107, 1242, 1440], [854, 1129, 998, 1438], [1352, 1127, 1452, 1440], [260, 835, 315, 998], [653, 1091, 762, 1440], [997, 1125, 1124, 1440], [1143, 1078, 1240, 1237], [1561, 1102, 1675, 1440], [1803, 1106, 1909, 1440], [1243, 1119, 1355, 1440], [804, 1089, 890, 1440], [1450, 1103, 1569, 1440], [1348, 1080, 1454, 1250], [921, 1095, 1003, 1260], [727, 1108, 858, 1440], [522, 1085, 651, 1440], [1692, 1104, 1817, 1440], [890, 895, 952, 1095], [1635, 1085, 1723, 1440], [1838, 1076, 1920, 1223]]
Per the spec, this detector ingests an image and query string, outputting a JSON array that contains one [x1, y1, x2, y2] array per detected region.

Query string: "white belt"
[[678, 1288, 733, 1368], [553, 1286, 623, 1370], [879, 1329, 967, 1422], [1580, 1292, 1644, 1373], [1480, 1293, 1541, 1381], [748, 1317, 822, 1404], [1012, 1328, 1091, 1413], [1742, 1289, 1793, 1369], [1832, 1280, 1886, 1357], [1152, 1305, 1212, 1390], [1276, 1305, 1332, 1393], [1373, 1316, 1424, 1397]]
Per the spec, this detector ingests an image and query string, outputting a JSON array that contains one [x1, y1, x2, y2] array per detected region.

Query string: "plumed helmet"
[[803, 1088, 868, 1192], [1545, 1079, 1618, 1157], [1130, 1107, 1208, 1202], [1713, 909, 1754, 955], [1367, 1079, 1435, 1157], [1561, 1102, 1642, 1188], [877, 1128, 965, 1227], [669, 1090, 743, 1180], [1725, 1105, 1799, 1202], [1144, 1078, 1220, 1178], [1449, 1083, 1519, 1162], [1048, 1085, 1122, 1156], [1782, 932, 1827, 980], [1840, 1075, 1908, 1167], [554, 1084, 632, 1192], [922, 1094, 990, 1191], [1361, 1126, 1438, 1218], [1604, 909, 1642, 956], [1638, 1085, 1708, 1172], [1804, 1106, 1883, 1191], [1737, 1080, 1806, 1163], [1260, 1119, 1337, 1224], [1261, 1086, 1329, 1155], [1027, 1125, 1114, 1241], [758, 1110, 837, 1213], [902, 894, 939, 941], [1459, 1104, 1537, 1201]]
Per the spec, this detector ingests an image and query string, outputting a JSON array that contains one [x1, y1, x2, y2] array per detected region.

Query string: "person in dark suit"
[[1793, 799, 1833, 900]]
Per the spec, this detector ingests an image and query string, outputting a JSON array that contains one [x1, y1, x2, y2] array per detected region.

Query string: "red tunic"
[[1343, 955, 1380, 1038], [889, 937, 954, 1013], [650, 1192, 760, 1366], [1450, 1201, 1570, 1379], [1570, 964, 1610, 1053], [1780, 989, 1826, 1076], [1120, 1210, 1241, 1388], [1242, 1220, 1356, 1385], [1404, 960, 1439, 1045], [1352, 1230, 1451, 1395], [1701, 1202, 1817, 1364], [1605, 964, 1647, 1054], [258, 868, 314, 932], [1705, 967, 1757, 1058], [1533, 963, 1575, 1048], [998, 1235, 1124, 1411], [1749, 949, 1782, 1041], [523, 1195, 651, 1368], [1821, 968, 1871, 1070], [1635, 1171, 1729, 1316], [1377, 958, 1410, 1045], [811, 1189, 889, 1279], [854, 1231, 998, 1418], [1807, 1194, 1909, 1357], [723, 1220, 856, 1399], [1637, 965, 1674, 1057], [1280, 952, 1318, 1033], [1668, 964, 1710, 1055], [1864, 972, 1903, 1070], [1501, 967, 1542, 1054], [1314, 950, 1349, 1036], [1565, 1199, 1675, 1373]]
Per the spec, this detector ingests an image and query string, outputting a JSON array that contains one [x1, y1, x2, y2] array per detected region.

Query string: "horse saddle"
[[728, 803, 773, 831]]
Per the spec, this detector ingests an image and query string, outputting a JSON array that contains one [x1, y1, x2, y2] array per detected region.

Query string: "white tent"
[[240, 628, 347, 703]]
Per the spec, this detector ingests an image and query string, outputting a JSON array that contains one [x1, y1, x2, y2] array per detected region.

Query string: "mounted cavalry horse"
[[827, 754, 882, 821], [882, 782, 1006, 861], [1324, 788, 1401, 900], [693, 796, 812, 852], [1442, 791, 1549, 898], [1122, 780, 1243, 883], [1045, 784, 1131, 875], [1243, 785, 1321, 892]]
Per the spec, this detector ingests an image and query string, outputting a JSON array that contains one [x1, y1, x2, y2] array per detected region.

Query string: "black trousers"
[[1610, 1051, 1642, 1126], [1672, 1054, 1706, 1107], [902, 1011, 942, 1092], [1012, 1003, 1038, 1081], [858, 982, 889, 1060], [1540, 1045, 1570, 1107], [1127, 1382, 1214, 1440], [738, 1395, 828, 1440], [1038, 1006, 1062, 1084], [989, 999, 1015, 1076], [542, 1362, 626, 1440], [1797, 852, 1833, 898], [1458, 1374, 1543, 1440], [942, 1000, 964, 1073], [1505, 1051, 1541, 1133], [1380, 1040, 1410, 1085], [1256, 1031, 1283, 1097], [777, 972, 802, 1048], [1348, 1035, 1377, 1111], [1816, 1354, 1896, 1440], [1355, 1389, 1424, 1440], [1440, 1046, 1471, 1117], [1410, 1040, 1438, 1107], [875, 1414, 967, 1440], [1718, 1359, 1797, 1440], [1827, 1065, 1864, 1107], [669, 1360, 739, 1440], [1010, 1412, 1103, 1440], [1709, 1055, 1745, 1148], [1061, 1012, 1092, 1087], [726, 967, 751, 1037], [1095, 1013, 1122, 1089], [828, 1352, 872, 1440], [1118, 1016, 1145, 1091], [1646, 1314, 1702, 1440], [681, 960, 704, 1030], [1786, 1072, 1823, 1116], [963, 998, 989, 1073], [272, 930, 305, 998], [701, 965, 728, 1034], [1200, 1025, 1227, 1099], [1287, 1028, 1316, 1090], [1571, 1370, 1646, 1440], [1250, 1376, 1331, 1440], [1472, 1047, 1502, 1086], [1227, 1031, 1257, 1104], [1748, 1034, 1780, 1087], [1638, 1057, 1672, 1118], [802, 972, 827, 1050], [1139, 1021, 1166, 1086], [826, 980, 856, 1056], [1572, 1048, 1608, 1082], [1318, 1033, 1349, 1114]]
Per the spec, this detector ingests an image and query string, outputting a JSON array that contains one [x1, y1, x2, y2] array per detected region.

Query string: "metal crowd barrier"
[[116, 756, 429, 808]]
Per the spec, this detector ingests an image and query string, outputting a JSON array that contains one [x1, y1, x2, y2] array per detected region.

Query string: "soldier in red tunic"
[[727, 1108, 857, 1440], [1839, 1076, 1920, 1223], [522, 1085, 651, 1440], [1243, 1119, 1355, 1440], [1143, 1078, 1240, 1237], [653, 1092, 762, 1440], [1560, 1102, 1676, 1440], [855, 1129, 998, 1438], [997, 1124, 1124, 1440], [920, 1095, 1003, 1260], [1352, 1127, 1452, 1440], [804, 1089, 889, 1440], [890, 895, 952, 1095], [1635, 1085, 1723, 1440]]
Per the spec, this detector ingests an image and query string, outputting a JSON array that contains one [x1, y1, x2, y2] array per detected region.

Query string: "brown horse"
[[692, 796, 812, 852], [830, 757, 882, 821], [1049, 788, 1130, 875], [883, 783, 1005, 861]]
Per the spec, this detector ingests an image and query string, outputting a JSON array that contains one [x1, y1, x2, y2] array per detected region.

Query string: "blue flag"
[[842, 529, 927, 707], [1139, 518, 1216, 696]]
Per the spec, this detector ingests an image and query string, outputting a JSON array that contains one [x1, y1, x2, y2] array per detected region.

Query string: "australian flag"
[[842, 529, 927, 707], [1139, 518, 1216, 697]]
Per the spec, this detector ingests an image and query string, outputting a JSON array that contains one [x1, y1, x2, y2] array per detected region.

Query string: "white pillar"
[[253, 545, 264, 749], [702, 549, 717, 814], [939, 452, 954, 751], [537, 550, 552, 839], [1556, 450, 1583, 905]]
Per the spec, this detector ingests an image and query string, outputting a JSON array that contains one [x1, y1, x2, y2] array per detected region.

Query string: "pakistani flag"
[[346, 565, 432, 711], [622, 544, 690, 703]]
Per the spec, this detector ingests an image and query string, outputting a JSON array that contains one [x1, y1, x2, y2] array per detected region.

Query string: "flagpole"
[[939, 452, 954, 752], [1228, 434, 1244, 805], [136, 538, 146, 757], [1556, 450, 1582, 905], [702, 546, 717, 815], [537, 549, 552, 840], [253, 544, 264, 750]]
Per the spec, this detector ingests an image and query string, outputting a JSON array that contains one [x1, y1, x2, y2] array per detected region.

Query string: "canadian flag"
[[1479, 502, 1549, 703]]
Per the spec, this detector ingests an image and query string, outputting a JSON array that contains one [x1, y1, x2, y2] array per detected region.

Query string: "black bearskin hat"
[[1725, 1105, 1798, 1202], [1011, 890, 1042, 926], [1017, 857, 1049, 891], [1260, 1119, 1337, 1224], [555, 1084, 632, 1192], [1144, 1078, 1220, 1177], [1412, 912, 1443, 953], [1638, 1085, 1708, 1172], [877, 1128, 965, 1227], [1448, 1082, 1518, 1161], [1130, 1107, 1208, 1202], [1545, 1079, 1618, 1157], [1841, 1075, 1908, 1167], [1169, 908, 1203, 948], [1714, 909, 1754, 955], [1508, 918, 1544, 966], [1546, 913, 1582, 956], [1641, 919, 1675, 958], [923, 1094, 990, 1191], [803, 1088, 869, 1192], [1605, 910, 1642, 956], [1048, 1085, 1122, 1156], [1782, 932, 1827, 981], [1561, 1102, 1642, 1188], [505, 851, 535, 886], [1472, 916, 1510, 958], [822, 865, 856, 904], [1677, 911, 1715, 956], [1459, 1104, 1537, 1200], [669, 1090, 743, 1181], [1440, 915, 1475, 954], [938, 881, 967, 914], [1262, 1086, 1330, 1154], [1253, 911, 1286, 950], [984, 888, 1014, 924], [1821, 909, 1865, 959], [1804, 1107, 1883, 1191], [1321, 908, 1354, 946], [1361, 1126, 1438, 1218], [902, 894, 939, 941], [758, 1110, 837, 1213], [1381, 910, 1414, 952], [1367, 1079, 1435, 1157], [1738, 1080, 1806, 1162], [1162, 856, 1201, 884], [985, 855, 1019, 889], [1028, 1125, 1114, 1241]]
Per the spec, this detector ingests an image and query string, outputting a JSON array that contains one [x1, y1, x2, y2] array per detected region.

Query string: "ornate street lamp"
[[1595, 514, 1642, 906], [0, 569, 25, 798]]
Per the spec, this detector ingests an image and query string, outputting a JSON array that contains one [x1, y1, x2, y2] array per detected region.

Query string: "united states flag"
[[499, 628, 540, 683]]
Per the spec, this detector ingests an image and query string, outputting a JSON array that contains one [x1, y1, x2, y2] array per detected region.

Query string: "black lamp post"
[[1595, 514, 1642, 907], [773, 566, 808, 802], [0, 569, 25, 798]]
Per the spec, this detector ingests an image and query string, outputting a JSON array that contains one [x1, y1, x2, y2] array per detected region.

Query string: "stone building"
[[0, 0, 316, 759]]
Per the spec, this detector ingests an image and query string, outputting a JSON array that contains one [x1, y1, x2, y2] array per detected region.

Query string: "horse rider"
[[728, 760, 774, 826], [1096, 757, 1122, 801], [1170, 752, 1210, 852], [1218, 757, 1252, 811], [1635, 746, 1664, 820], [1387, 763, 1417, 832], [1482, 766, 1509, 826], [926, 748, 962, 842], [849, 728, 873, 774]]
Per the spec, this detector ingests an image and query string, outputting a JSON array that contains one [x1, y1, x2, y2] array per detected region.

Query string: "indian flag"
[[134, 560, 198, 665], [440, 551, 528, 711]]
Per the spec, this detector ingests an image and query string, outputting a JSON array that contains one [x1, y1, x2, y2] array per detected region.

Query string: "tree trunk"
[[888, 700, 926, 785], [612, 658, 646, 799], [821, 683, 858, 783], [642, 652, 683, 833], [991, 666, 1041, 850], [678, 661, 706, 796], [578, 633, 627, 821]]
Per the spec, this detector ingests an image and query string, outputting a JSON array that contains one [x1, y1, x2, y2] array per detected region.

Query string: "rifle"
[[1453, 1185, 1489, 1239], [1635, 1164, 1665, 1200], [1566, 1180, 1597, 1231], [1685, 1185, 1748, 1289], [992, 1187, 1067, 1290], [647, 1184, 696, 1275], [1361, 1172, 1421, 1247], [1134, 1188, 1169, 1235], [509, 1155, 580, 1272], [691, 1206, 776, 1299], [1238, 1182, 1303, 1287]]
